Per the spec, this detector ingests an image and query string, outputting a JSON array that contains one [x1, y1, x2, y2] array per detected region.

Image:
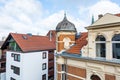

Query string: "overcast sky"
[[0, 0, 120, 40]]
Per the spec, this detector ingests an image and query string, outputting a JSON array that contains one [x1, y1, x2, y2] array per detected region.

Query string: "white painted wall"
[[6, 51, 48, 80], [0, 72, 6, 80]]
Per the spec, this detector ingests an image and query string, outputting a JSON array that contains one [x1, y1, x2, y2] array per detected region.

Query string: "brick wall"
[[67, 75, 82, 80], [57, 73, 61, 80], [67, 65, 86, 78], [105, 74, 115, 80], [58, 42, 64, 52], [57, 64, 61, 72], [58, 35, 75, 41]]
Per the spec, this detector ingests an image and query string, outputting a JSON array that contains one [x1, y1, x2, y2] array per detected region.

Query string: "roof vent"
[[27, 33, 32, 36], [22, 35, 27, 40]]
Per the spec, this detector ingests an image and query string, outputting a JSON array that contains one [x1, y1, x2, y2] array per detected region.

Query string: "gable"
[[1, 34, 22, 52], [1, 33, 56, 53], [92, 13, 120, 26]]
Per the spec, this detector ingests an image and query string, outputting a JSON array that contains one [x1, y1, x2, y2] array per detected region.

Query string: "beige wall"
[[86, 26, 120, 60], [67, 59, 120, 80]]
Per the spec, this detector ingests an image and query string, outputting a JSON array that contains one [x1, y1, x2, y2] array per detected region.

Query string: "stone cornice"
[[86, 22, 120, 30]]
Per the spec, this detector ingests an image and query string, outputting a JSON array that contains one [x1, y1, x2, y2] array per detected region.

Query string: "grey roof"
[[56, 15, 77, 32]]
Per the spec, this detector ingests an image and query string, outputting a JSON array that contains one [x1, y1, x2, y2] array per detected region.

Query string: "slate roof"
[[56, 15, 76, 32], [1, 33, 56, 53], [67, 32, 88, 54]]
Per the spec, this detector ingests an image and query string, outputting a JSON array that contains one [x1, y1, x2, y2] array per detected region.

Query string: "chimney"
[[49, 31, 52, 41], [98, 14, 103, 19]]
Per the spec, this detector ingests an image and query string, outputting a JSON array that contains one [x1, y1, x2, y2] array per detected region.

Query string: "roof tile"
[[67, 32, 88, 54], [10, 33, 55, 52]]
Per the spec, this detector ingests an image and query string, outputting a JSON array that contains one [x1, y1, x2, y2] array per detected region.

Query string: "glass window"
[[62, 64, 66, 71], [42, 74, 46, 80], [43, 52, 47, 59], [112, 34, 120, 59], [96, 35, 106, 58], [11, 53, 20, 62], [10, 77, 16, 80], [11, 65, 20, 75], [42, 63, 46, 70], [91, 75, 101, 80]]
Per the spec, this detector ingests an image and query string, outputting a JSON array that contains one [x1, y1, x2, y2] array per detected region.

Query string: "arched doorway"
[[91, 75, 101, 80]]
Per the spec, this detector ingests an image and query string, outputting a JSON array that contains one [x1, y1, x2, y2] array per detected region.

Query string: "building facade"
[[1, 33, 55, 80], [56, 13, 120, 80]]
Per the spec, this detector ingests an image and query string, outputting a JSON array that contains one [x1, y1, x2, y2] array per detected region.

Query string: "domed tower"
[[56, 14, 77, 53]]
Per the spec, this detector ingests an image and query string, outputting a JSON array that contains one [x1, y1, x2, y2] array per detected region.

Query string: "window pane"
[[96, 35, 106, 41], [112, 34, 120, 41], [113, 43, 120, 59], [96, 43, 106, 57], [42, 74, 46, 80]]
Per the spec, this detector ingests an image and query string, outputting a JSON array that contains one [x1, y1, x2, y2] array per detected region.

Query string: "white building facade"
[[6, 51, 48, 80]]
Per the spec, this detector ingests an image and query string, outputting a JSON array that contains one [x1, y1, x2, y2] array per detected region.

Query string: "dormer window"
[[95, 35, 106, 58], [112, 34, 120, 59]]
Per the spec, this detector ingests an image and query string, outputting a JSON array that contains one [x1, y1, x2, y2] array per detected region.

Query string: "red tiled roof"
[[115, 13, 120, 17], [67, 32, 88, 54], [9, 33, 55, 52]]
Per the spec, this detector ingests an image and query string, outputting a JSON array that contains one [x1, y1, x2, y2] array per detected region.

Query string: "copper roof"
[[2, 33, 56, 52], [67, 32, 88, 54]]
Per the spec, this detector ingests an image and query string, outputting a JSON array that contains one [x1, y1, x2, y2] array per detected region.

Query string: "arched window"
[[63, 37, 71, 49], [112, 34, 120, 59], [91, 75, 101, 80], [96, 35, 106, 57]]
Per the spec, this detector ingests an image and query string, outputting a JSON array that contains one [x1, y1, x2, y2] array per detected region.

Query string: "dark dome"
[[56, 15, 77, 32]]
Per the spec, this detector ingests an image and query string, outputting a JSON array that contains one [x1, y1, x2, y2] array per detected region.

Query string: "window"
[[112, 34, 120, 59], [10, 77, 16, 80], [61, 64, 66, 80], [43, 52, 47, 59], [11, 65, 20, 75], [11, 53, 20, 62], [91, 75, 101, 80], [42, 74, 46, 80], [62, 73, 66, 80], [62, 64, 66, 71], [96, 35, 106, 57], [42, 63, 46, 70]]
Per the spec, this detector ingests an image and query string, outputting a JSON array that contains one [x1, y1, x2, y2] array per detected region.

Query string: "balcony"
[[48, 53, 54, 60], [0, 58, 6, 73], [48, 61, 54, 68], [48, 70, 54, 77]]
